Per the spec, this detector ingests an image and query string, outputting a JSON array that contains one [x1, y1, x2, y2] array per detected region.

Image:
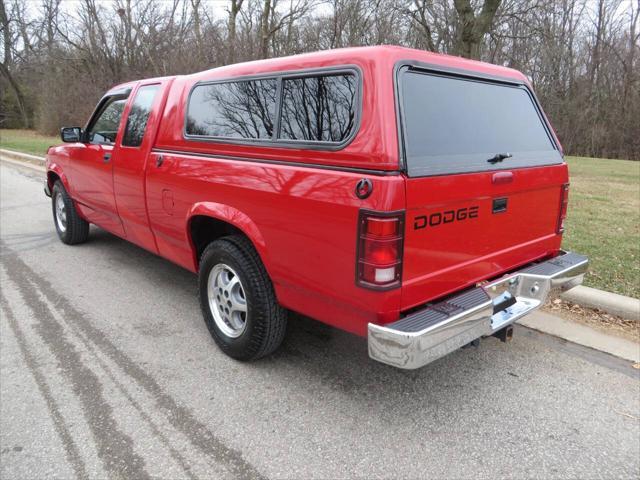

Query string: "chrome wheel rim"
[[207, 263, 248, 338], [55, 193, 67, 233]]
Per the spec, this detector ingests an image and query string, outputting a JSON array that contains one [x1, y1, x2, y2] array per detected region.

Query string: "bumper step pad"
[[387, 288, 489, 333]]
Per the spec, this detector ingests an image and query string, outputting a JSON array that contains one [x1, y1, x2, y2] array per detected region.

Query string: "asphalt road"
[[1, 160, 639, 480]]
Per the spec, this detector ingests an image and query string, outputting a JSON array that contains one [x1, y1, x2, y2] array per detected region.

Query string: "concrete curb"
[[0, 148, 46, 163], [519, 311, 640, 363], [2, 148, 639, 321], [560, 286, 639, 321], [0, 155, 46, 172]]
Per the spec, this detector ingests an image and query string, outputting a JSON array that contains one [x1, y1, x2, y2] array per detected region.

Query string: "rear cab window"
[[185, 70, 359, 148], [398, 67, 562, 177]]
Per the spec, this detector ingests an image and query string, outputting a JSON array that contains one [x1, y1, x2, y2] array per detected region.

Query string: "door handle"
[[156, 155, 164, 168], [103, 153, 112, 163]]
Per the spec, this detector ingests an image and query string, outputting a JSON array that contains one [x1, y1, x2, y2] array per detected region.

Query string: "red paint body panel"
[[65, 141, 126, 236], [402, 165, 567, 310], [145, 151, 405, 335], [111, 78, 173, 253], [45, 46, 568, 338]]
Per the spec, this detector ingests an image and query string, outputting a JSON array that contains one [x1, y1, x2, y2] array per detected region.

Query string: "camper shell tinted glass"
[[184, 69, 360, 149], [186, 79, 278, 139], [279, 74, 357, 142], [398, 67, 562, 177]]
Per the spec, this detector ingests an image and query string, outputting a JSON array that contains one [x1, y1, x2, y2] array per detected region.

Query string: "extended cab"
[[46, 46, 588, 369]]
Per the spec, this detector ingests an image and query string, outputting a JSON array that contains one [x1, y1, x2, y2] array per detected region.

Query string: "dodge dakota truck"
[[46, 46, 588, 369]]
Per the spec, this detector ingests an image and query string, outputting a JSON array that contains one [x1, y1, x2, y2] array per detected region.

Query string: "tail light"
[[356, 210, 404, 289], [557, 183, 569, 233]]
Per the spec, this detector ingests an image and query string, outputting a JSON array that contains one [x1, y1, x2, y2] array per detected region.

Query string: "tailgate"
[[397, 65, 567, 310]]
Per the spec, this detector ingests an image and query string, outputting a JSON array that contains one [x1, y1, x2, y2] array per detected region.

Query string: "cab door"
[[69, 94, 129, 236], [112, 81, 167, 253]]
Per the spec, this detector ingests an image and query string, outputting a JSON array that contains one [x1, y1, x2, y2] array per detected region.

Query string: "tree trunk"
[[1, 0, 29, 127], [0, 63, 30, 128], [260, 0, 272, 59], [1, 0, 10, 66], [191, 0, 203, 60], [227, 0, 243, 64], [453, 0, 501, 60]]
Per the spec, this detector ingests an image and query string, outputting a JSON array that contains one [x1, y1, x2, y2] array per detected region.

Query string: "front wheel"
[[52, 181, 89, 245], [198, 235, 287, 361]]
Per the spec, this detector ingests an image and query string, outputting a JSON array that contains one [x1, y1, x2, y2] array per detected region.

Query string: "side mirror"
[[60, 127, 82, 143]]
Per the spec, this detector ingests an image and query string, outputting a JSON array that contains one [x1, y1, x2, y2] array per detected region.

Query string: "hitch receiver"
[[493, 325, 514, 343]]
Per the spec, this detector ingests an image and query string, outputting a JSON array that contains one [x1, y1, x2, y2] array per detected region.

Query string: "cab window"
[[86, 97, 127, 145], [123, 85, 160, 147]]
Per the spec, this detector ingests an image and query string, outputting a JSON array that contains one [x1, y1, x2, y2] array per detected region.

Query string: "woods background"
[[1, 0, 638, 160]]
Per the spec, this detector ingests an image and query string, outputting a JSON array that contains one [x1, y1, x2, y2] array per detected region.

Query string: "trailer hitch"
[[492, 325, 514, 343]]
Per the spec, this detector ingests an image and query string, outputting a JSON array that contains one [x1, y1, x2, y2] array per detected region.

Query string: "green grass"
[[2, 130, 638, 297], [563, 156, 639, 298], [0, 129, 60, 156]]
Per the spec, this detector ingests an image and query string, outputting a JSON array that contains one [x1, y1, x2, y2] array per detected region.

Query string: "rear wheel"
[[198, 235, 287, 360], [52, 181, 89, 245]]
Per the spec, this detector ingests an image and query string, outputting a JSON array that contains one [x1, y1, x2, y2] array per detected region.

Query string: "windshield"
[[399, 69, 562, 177]]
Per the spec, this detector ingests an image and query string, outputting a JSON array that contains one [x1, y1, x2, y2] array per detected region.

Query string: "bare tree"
[[258, 0, 313, 58], [227, 0, 244, 63], [0, 0, 30, 126], [453, 0, 502, 59]]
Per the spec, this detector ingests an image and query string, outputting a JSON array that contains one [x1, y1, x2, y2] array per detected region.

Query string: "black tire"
[[52, 181, 90, 245], [198, 235, 287, 361]]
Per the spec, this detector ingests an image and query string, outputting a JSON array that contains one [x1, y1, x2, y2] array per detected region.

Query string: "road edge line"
[[1, 155, 46, 173]]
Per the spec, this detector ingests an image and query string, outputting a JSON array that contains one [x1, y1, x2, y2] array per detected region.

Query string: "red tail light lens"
[[557, 183, 569, 233], [357, 211, 404, 289]]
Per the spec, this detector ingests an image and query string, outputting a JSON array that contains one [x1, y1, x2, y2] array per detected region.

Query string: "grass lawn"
[[563, 156, 639, 298], [0, 128, 59, 156], [1, 129, 638, 298]]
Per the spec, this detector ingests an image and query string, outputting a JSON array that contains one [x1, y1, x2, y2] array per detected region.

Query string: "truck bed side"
[[143, 62, 403, 336]]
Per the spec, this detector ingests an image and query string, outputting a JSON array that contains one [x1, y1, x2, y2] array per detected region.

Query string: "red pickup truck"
[[46, 46, 588, 369]]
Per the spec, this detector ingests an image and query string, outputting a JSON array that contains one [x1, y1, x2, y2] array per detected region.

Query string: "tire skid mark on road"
[[0, 159, 45, 182], [0, 290, 90, 480], [2, 255, 152, 480], [36, 293, 201, 480], [0, 232, 58, 254], [1, 241, 266, 480], [0, 202, 47, 211]]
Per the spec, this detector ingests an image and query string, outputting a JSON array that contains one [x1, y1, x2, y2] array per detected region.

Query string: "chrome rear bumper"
[[368, 251, 588, 369]]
